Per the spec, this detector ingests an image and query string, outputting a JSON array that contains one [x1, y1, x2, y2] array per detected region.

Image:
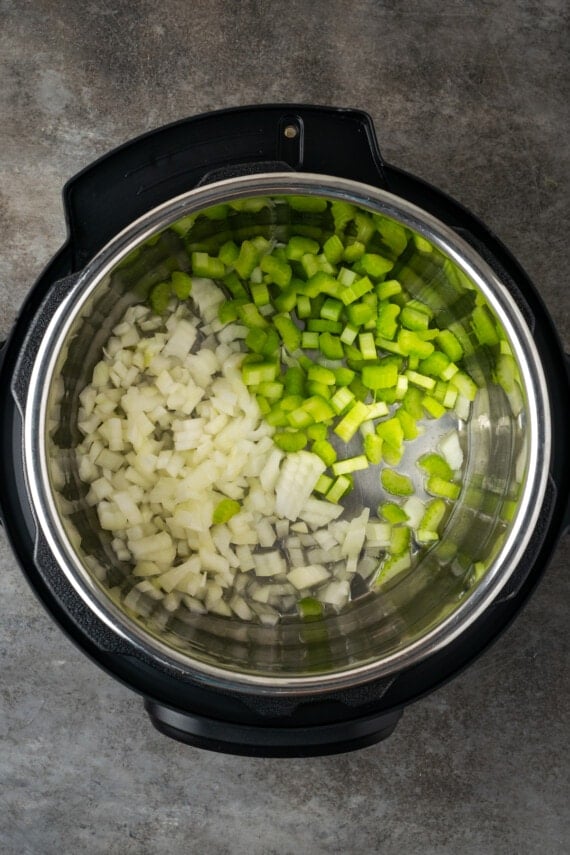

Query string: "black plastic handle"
[[144, 698, 402, 757], [63, 104, 388, 269]]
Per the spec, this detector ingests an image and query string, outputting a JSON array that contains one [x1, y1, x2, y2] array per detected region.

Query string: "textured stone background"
[[1, 2, 568, 853]]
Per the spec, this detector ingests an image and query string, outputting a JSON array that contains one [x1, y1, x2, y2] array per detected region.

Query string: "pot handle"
[[144, 698, 402, 757], [62, 104, 388, 269]]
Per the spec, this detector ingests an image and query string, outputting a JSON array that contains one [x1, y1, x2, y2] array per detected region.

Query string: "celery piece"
[[301, 331, 320, 350], [340, 323, 359, 345], [255, 395, 271, 416], [450, 371, 478, 401], [266, 405, 289, 427], [361, 360, 399, 390], [280, 394, 304, 412], [380, 502, 409, 524], [375, 336, 405, 356], [420, 498, 447, 532], [330, 386, 355, 415], [234, 240, 259, 279], [256, 381, 284, 401], [426, 476, 461, 501], [332, 366, 356, 387], [212, 498, 241, 525], [320, 297, 344, 322], [396, 408, 419, 440], [191, 251, 225, 279], [306, 381, 332, 399], [381, 443, 403, 467], [304, 271, 340, 298], [495, 353, 516, 393], [347, 301, 375, 327], [314, 474, 334, 495], [223, 271, 249, 299], [331, 200, 355, 231], [323, 233, 344, 264], [417, 452, 453, 480], [306, 423, 328, 441], [398, 329, 434, 358], [418, 350, 450, 378], [376, 301, 401, 340], [326, 474, 353, 503], [332, 455, 368, 476], [375, 217, 409, 256], [307, 364, 336, 385], [297, 596, 324, 618], [149, 281, 171, 315], [374, 551, 412, 587], [283, 366, 305, 395], [218, 299, 239, 325], [364, 433, 383, 464], [171, 271, 193, 300], [376, 417, 404, 448], [319, 332, 344, 360], [400, 305, 430, 331], [307, 318, 343, 333], [339, 275, 373, 306], [422, 395, 447, 419], [262, 328, 280, 356], [343, 240, 366, 262], [170, 213, 196, 237], [401, 386, 424, 418], [241, 360, 278, 386], [250, 281, 270, 307], [312, 439, 338, 467], [353, 212, 375, 243], [230, 197, 269, 213], [287, 195, 328, 212], [337, 266, 358, 287], [245, 327, 269, 354], [237, 302, 268, 329], [406, 370, 436, 391], [436, 329, 464, 362], [285, 235, 320, 260], [471, 304, 499, 346], [390, 525, 410, 555], [395, 374, 409, 400], [218, 240, 239, 266], [287, 407, 314, 429], [260, 254, 292, 288], [349, 375, 370, 402], [358, 253, 394, 279], [303, 395, 335, 423], [273, 430, 308, 452], [358, 332, 377, 360], [296, 294, 312, 319], [334, 400, 369, 442], [273, 315, 301, 352], [381, 469, 414, 496], [273, 285, 298, 313], [366, 401, 390, 420], [376, 279, 402, 300]]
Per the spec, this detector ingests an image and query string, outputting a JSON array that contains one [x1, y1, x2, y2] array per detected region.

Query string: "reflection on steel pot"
[[0, 106, 568, 756]]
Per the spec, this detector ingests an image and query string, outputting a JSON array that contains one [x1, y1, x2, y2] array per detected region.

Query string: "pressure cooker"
[[0, 105, 568, 756]]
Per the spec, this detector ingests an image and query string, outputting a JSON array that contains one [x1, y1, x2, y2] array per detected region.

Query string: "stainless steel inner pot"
[[23, 173, 550, 693]]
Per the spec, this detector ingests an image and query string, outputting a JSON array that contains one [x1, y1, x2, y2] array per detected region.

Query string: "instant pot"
[[0, 105, 568, 756]]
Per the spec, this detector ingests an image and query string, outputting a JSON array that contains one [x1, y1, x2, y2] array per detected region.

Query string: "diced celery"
[[326, 474, 353, 503], [343, 240, 366, 262], [319, 332, 344, 359], [419, 498, 447, 532], [237, 302, 268, 328], [334, 400, 369, 442], [426, 475, 461, 500], [149, 281, 171, 315], [331, 455, 368, 476], [417, 452, 453, 480], [314, 474, 334, 495], [359, 253, 394, 279], [323, 233, 344, 264], [361, 360, 399, 390], [376, 279, 402, 300], [273, 431, 308, 452], [301, 331, 320, 349], [212, 498, 241, 525], [406, 370, 436, 391], [398, 329, 434, 358], [218, 240, 239, 266], [364, 433, 383, 464], [390, 525, 410, 554], [379, 502, 408, 524], [312, 439, 338, 466], [422, 395, 447, 419], [376, 302, 401, 339], [400, 305, 430, 331], [330, 386, 355, 414], [192, 251, 225, 279], [285, 236, 320, 260], [171, 271, 193, 300], [436, 329, 464, 361], [396, 408, 419, 440], [381, 469, 414, 496], [306, 423, 328, 441], [260, 254, 292, 288], [250, 281, 270, 307], [358, 332, 377, 360], [234, 240, 259, 279]]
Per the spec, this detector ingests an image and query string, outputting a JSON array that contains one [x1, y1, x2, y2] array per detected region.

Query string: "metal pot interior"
[[32, 175, 549, 691]]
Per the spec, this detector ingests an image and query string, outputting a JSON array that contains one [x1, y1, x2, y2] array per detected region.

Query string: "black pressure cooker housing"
[[1, 105, 568, 756]]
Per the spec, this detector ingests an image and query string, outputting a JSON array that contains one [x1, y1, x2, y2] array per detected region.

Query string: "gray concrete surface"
[[1, 1, 568, 853]]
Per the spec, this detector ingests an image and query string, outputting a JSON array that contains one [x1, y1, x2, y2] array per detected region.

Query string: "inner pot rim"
[[22, 172, 551, 694]]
